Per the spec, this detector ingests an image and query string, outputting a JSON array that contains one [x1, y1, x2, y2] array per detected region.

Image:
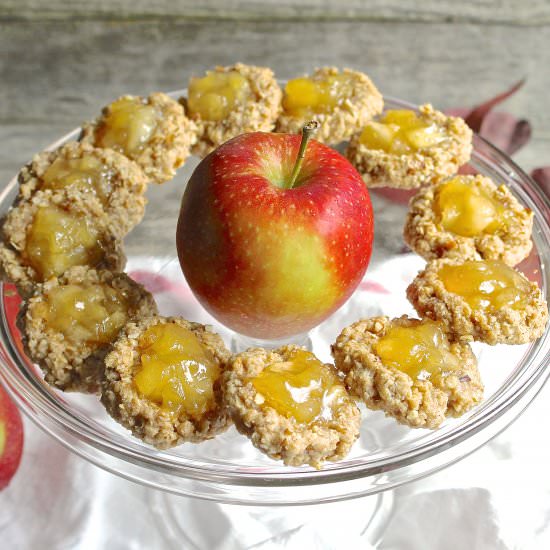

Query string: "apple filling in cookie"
[[332, 316, 483, 428], [223, 345, 360, 468], [184, 63, 282, 158], [276, 67, 383, 145], [347, 104, 472, 188], [188, 71, 252, 122], [82, 92, 197, 183], [134, 323, 220, 418], [434, 177, 507, 237], [94, 96, 159, 157], [283, 73, 360, 118], [407, 258, 548, 345], [39, 154, 113, 203], [403, 175, 533, 265], [19, 267, 157, 393], [250, 348, 348, 425], [374, 319, 459, 381], [0, 189, 125, 294], [438, 260, 529, 311], [23, 205, 104, 280], [102, 317, 231, 449], [40, 283, 129, 345], [359, 110, 447, 155]]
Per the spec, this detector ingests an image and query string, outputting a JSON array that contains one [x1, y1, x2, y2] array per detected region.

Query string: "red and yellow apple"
[[177, 126, 374, 339], [0, 382, 24, 490]]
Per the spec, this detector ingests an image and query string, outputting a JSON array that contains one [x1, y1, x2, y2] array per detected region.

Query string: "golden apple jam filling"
[[250, 349, 347, 424], [359, 109, 447, 154], [95, 97, 158, 156], [435, 178, 507, 237], [134, 323, 220, 417], [187, 71, 252, 121], [375, 320, 459, 381], [40, 283, 129, 344], [23, 205, 104, 279], [438, 260, 531, 310], [282, 73, 356, 117], [40, 155, 112, 203]]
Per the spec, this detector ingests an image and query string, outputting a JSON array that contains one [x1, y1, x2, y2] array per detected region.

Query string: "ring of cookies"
[[0, 64, 547, 469]]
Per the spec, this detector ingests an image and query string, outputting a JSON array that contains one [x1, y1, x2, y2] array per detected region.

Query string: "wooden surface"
[[2, 0, 550, 24], [1, 5, 549, 185]]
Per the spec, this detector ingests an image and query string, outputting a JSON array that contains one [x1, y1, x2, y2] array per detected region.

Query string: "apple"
[[0, 382, 24, 490], [177, 123, 374, 339]]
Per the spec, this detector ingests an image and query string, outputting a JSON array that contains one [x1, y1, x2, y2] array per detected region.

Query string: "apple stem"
[[287, 120, 320, 189]]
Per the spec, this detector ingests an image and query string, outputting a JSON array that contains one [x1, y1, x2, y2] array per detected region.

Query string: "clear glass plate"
[[0, 96, 548, 505]]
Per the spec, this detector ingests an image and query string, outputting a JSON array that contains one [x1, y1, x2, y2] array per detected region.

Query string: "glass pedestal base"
[[151, 489, 395, 548]]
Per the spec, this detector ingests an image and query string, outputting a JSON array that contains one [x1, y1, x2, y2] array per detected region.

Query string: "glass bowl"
[[0, 96, 548, 506]]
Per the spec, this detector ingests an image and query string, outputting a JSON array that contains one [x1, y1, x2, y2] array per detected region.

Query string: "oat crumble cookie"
[[407, 258, 548, 345], [101, 316, 232, 449], [276, 66, 383, 145], [332, 316, 483, 429], [404, 175, 533, 266], [17, 140, 148, 237], [18, 266, 157, 393], [223, 345, 360, 469], [347, 104, 472, 188], [0, 188, 126, 297], [182, 63, 283, 158], [81, 92, 197, 184]]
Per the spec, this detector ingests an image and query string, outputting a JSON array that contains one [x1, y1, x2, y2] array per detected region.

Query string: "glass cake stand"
[[0, 97, 549, 542]]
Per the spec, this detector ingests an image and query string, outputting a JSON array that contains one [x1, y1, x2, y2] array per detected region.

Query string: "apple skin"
[[0, 382, 24, 490], [177, 131, 374, 339]]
